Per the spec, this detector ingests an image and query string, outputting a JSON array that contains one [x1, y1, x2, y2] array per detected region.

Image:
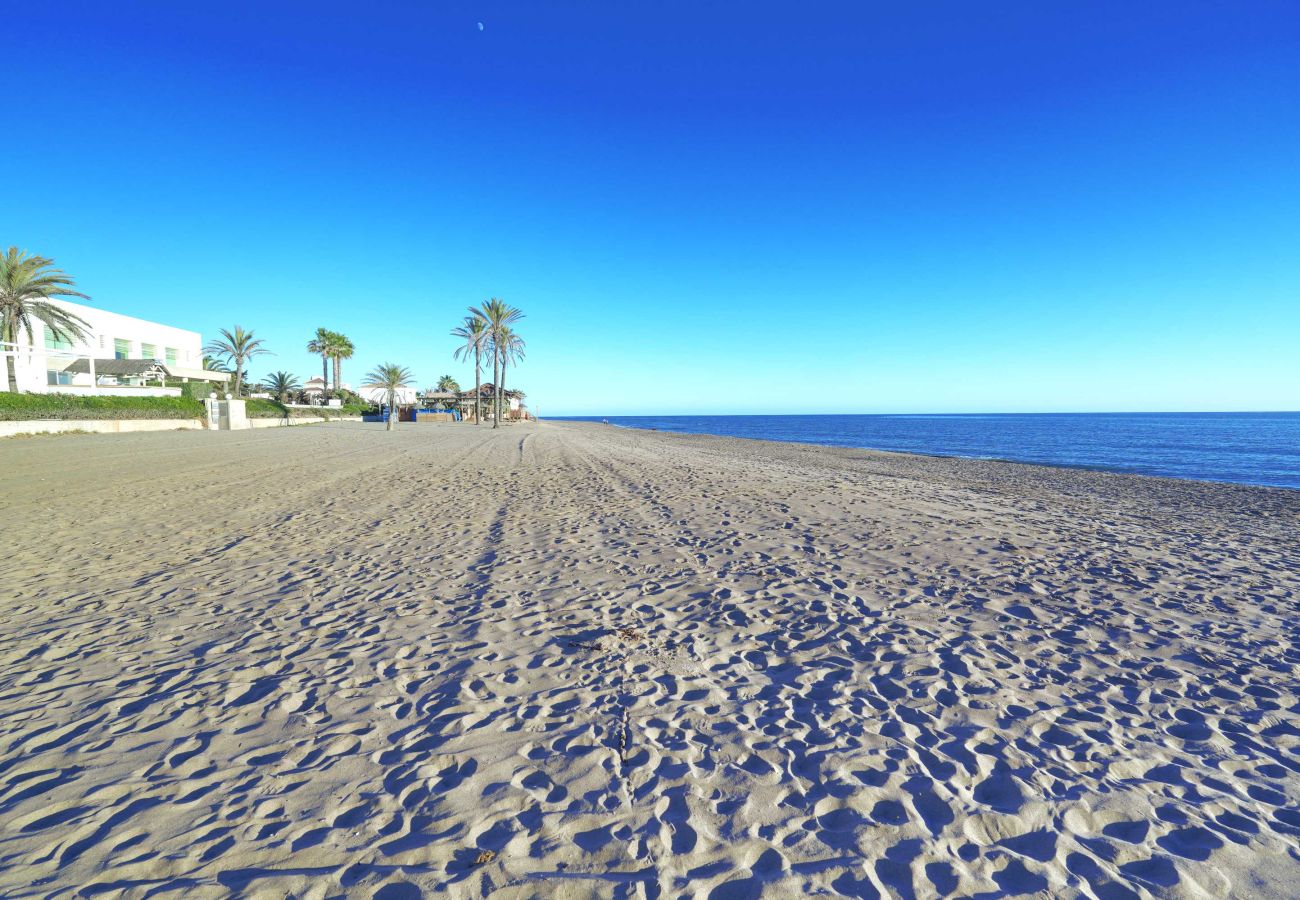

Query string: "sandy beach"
[[1, 420, 1297, 898]]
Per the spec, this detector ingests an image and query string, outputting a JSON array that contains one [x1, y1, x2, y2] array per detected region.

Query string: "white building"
[[355, 384, 419, 406], [3, 298, 228, 395], [302, 376, 355, 398], [302, 375, 414, 407]]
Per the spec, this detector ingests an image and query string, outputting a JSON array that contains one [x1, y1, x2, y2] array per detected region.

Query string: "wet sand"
[[1, 421, 1298, 897]]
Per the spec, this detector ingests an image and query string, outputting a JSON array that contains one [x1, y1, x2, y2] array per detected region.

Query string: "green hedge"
[[246, 399, 372, 419], [181, 381, 222, 401], [0, 392, 372, 422], [0, 392, 205, 421], [245, 398, 290, 418]]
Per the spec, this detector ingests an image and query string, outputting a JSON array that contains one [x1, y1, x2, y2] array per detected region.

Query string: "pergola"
[[419, 390, 460, 408], [62, 359, 232, 389], [453, 384, 525, 422], [411, 384, 526, 422]]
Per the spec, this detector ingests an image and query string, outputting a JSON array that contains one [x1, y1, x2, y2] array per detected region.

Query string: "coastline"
[[3, 421, 1297, 896], [558, 420, 1299, 519], [551, 412, 1300, 491]]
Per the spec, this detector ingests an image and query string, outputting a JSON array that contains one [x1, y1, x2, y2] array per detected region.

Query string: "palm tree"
[[451, 313, 489, 425], [263, 370, 301, 403], [329, 331, 354, 395], [307, 327, 332, 399], [203, 326, 268, 396], [0, 248, 92, 392], [364, 363, 413, 432], [202, 354, 231, 373], [495, 325, 526, 423], [469, 299, 523, 428], [435, 374, 459, 393]]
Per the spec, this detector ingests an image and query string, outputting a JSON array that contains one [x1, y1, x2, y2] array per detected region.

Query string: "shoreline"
[[3, 421, 1297, 896], [548, 420, 1299, 518], [549, 413, 1300, 491]]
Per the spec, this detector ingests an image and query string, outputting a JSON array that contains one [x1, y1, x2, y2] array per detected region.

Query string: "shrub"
[[181, 381, 223, 401], [245, 398, 290, 418], [245, 399, 372, 419], [0, 392, 205, 421]]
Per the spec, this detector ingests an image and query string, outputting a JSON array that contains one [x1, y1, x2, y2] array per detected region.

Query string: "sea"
[[549, 412, 1300, 490]]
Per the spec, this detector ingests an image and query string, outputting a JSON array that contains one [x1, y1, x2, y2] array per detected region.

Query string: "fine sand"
[[1, 421, 1298, 898]]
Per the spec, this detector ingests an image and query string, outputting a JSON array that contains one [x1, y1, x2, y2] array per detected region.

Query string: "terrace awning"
[[63, 359, 168, 377], [61, 359, 231, 382]]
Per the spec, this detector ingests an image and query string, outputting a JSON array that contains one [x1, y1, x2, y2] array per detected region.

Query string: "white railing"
[[1, 341, 96, 393], [0, 342, 172, 395]]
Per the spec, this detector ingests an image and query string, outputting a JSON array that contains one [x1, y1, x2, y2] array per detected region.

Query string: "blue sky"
[[7, 1, 1298, 414]]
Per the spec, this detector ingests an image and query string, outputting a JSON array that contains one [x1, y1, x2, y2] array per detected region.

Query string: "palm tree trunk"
[[234, 363, 242, 397], [492, 345, 501, 428], [3, 322, 18, 392], [501, 360, 508, 423], [333, 356, 342, 395], [474, 348, 482, 425], [387, 389, 396, 430], [321, 356, 330, 401]]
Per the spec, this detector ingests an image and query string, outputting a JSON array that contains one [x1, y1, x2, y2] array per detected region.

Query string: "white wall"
[[8, 298, 204, 393], [303, 377, 355, 395], [355, 385, 419, 406], [0, 418, 206, 437]]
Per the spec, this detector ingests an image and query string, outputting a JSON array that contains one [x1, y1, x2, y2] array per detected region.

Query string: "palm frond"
[[363, 363, 414, 390], [0, 247, 92, 346]]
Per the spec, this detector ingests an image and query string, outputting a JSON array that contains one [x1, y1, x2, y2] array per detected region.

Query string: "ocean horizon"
[[549, 411, 1300, 490]]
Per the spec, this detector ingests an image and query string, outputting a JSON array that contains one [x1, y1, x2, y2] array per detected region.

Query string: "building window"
[[141, 343, 158, 361], [47, 369, 73, 386], [44, 329, 74, 351], [114, 338, 131, 359], [165, 347, 178, 365]]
